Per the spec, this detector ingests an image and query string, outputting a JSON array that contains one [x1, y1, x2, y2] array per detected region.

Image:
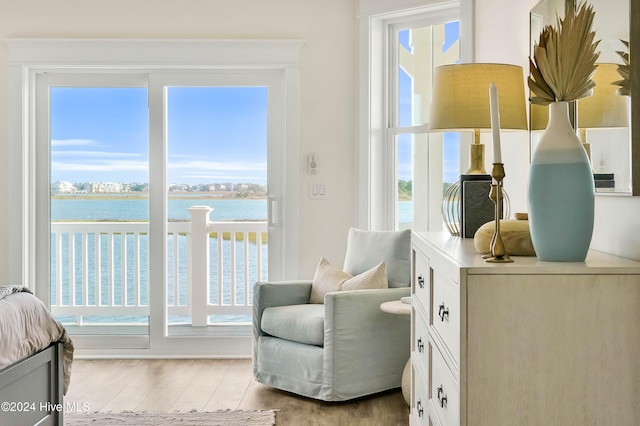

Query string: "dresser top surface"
[[413, 232, 640, 275]]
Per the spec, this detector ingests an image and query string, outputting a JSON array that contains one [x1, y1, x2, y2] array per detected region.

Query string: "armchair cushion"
[[309, 257, 387, 304], [261, 304, 325, 346], [343, 228, 411, 287]]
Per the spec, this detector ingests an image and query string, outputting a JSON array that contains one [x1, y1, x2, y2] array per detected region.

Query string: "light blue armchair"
[[252, 228, 411, 401]]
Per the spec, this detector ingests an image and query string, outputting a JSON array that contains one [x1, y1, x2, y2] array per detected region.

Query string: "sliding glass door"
[[36, 71, 285, 353]]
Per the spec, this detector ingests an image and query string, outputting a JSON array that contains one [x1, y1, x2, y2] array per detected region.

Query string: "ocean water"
[[51, 195, 268, 221], [52, 195, 414, 223]]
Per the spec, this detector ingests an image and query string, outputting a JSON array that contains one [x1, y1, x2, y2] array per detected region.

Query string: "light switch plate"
[[309, 181, 328, 199]]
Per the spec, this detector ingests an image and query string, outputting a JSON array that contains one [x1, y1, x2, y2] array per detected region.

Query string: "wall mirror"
[[530, 0, 639, 195]]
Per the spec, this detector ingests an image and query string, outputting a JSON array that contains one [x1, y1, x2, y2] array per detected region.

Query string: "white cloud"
[[51, 148, 145, 174], [168, 160, 266, 183], [52, 155, 266, 184], [52, 159, 264, 177], [51, 160, 148, 172], [181, 174, 266, 181], [168, 160, 267, 172], [51, 139, 100, 147], [52, 151, 141, 158]]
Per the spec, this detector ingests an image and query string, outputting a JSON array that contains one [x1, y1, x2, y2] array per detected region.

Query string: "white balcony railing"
[[50, 206, 267, 326]]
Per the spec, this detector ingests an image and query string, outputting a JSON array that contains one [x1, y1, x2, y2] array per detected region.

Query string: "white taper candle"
[[489, 81, 502, 164]]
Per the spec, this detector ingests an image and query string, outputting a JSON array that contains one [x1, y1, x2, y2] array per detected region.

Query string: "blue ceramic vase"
[[528, 101, 595, 261]]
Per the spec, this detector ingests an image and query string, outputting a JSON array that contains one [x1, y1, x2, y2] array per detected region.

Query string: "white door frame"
[[6, 39, 302, 357]]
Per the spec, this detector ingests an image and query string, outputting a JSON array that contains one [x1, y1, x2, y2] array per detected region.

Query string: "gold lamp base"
[[465, 129, 487, 175]]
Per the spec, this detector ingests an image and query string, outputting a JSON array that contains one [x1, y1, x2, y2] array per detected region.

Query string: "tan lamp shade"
[[577, 63, 629, 129], [429, 63, 529, 132], [530, 103, 549, 131], [531, 63, 630, 131]]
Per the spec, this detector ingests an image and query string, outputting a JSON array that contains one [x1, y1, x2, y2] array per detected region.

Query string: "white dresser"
[[410, 232, 640, 426]]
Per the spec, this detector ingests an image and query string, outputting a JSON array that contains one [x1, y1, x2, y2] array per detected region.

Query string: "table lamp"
[[577, 63, 629, 191], [430, 63, 528, 237]]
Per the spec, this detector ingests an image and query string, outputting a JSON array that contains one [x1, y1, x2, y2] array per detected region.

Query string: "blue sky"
[[166, 87, 267, 184], [50, 86, 267, 185], [50, 87, 148, 183]]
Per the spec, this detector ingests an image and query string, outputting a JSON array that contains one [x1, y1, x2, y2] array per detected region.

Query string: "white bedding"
[[0, 285, 74, 394]]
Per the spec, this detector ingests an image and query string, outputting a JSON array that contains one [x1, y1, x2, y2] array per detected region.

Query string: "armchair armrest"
[[322, 287, 411, 399], [253, 280, 312, 311], [252, 280, 313, 372], [253, 280, 313, 333]]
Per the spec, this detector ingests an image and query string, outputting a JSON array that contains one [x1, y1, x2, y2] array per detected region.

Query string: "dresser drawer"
[[430, 348, 460, 426], [412, 247, 431, 314], [411, 305, 430, 375], [431, 271, 460, 363], [411, 363, 430, 426]]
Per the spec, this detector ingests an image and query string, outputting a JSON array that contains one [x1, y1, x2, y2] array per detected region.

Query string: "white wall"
[[0, 0, 358, 281], [475, 0, 640, 261]]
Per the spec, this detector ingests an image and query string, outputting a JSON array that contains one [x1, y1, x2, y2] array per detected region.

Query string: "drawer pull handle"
[[438, 303, 449, 321], [417, 337, 425, 353], [417, 275, 425, 289], [437, 385, 448, 408], [417, 400, 424, 417]]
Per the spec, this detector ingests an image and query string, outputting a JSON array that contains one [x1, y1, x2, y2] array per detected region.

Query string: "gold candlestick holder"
[[484, 163, 513, 263]]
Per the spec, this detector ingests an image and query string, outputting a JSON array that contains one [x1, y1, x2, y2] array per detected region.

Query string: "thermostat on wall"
[[308, 154, 318, 174]]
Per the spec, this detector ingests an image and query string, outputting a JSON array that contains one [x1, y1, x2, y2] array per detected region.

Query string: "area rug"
[[64, 409, 277, 425]]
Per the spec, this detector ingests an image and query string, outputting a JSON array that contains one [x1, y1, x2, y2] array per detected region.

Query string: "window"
[[391, 22, 461, 231], [358, 1, 469, 232]]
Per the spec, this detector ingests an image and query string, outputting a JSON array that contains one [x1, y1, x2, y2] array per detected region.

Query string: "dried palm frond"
[[528, 1, 600, 105], [612, 40, 630, 96]]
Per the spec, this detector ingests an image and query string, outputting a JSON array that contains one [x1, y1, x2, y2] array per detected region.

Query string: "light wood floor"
[[65, 359, 409, 425]]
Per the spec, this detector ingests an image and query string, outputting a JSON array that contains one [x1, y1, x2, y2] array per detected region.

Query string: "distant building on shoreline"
[[51, 181, 142, 194], [51, 181, 264, 195]]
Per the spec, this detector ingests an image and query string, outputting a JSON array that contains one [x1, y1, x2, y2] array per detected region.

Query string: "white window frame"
[[6, 38, 303, 297], [357, 0, 474, 230]]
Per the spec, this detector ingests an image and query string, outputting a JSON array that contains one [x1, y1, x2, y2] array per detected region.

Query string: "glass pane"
[[397, 134, 413, 230], [443, 132, 461, 193], [394, 21, 460, 231], [50, 87, 149, 335], [165, 87, 268, 220], [396, 21, 461, 127], [165, 87, 268, 327]]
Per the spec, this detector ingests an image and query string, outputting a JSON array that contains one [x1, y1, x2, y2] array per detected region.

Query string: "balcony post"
[[188, 206, 212, 327]]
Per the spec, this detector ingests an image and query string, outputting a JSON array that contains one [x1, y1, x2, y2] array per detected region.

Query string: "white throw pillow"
[[309, 257, 388, 304]]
